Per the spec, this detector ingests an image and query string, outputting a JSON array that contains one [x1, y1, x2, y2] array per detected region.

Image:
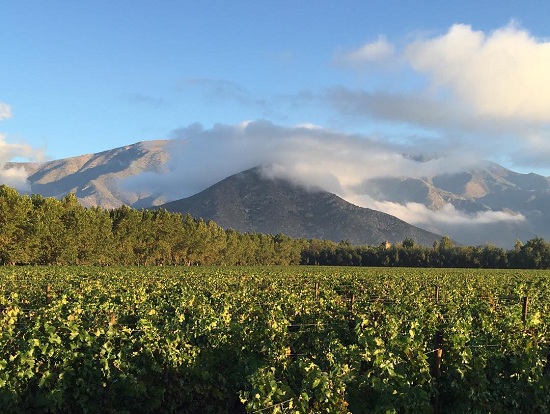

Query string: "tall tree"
[[0, 185, 35, 264]]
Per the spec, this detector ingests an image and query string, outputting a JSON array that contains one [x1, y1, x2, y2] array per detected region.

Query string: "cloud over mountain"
[[0, 134, 47, 192], [120, 121, 525, 242], [122, 121, 476, 198]]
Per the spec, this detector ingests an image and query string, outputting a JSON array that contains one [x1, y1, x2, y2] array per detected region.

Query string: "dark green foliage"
[[300, 236, 550, 269], [0, 185, 306, 266]]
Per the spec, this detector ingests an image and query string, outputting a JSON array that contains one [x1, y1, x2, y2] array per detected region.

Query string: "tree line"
[[301, 236, 550, 269], [1, 185, 549, 268]]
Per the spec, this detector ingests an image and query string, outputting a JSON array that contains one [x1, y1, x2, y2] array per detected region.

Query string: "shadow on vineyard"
[[1, 267, 549, 413]]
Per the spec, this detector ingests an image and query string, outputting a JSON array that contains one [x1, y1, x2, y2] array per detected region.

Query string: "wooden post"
[[349, 293, 355, 312], [432, 331, 444, 377], [522, 296, 528, 324], [45, 284, 51, 304], [432, 330, 444, 414], [435, 285, 440, 302], [314, 282, 319, 300]]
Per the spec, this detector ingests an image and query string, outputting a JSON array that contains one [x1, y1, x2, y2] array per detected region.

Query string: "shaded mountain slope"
[[158, 167, 442, 246]]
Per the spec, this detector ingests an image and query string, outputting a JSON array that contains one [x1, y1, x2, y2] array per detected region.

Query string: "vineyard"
[[1, 266, 549, 413]]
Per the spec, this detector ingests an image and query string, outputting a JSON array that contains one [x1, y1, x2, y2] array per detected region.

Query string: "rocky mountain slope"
[[362, 162, 550, 213], [5, 140, 170, 209], [157, 167, 442, 246], [359, 163, 550, 246]]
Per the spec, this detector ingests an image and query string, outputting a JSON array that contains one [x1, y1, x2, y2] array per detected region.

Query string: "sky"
[[2, 1, 550, 243], [1, 0, 549, 166]]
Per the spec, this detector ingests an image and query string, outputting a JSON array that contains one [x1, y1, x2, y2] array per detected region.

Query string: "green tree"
[[0, 185, 35, 264], [111, 205, 142, 265], [402, 237, 416, 249], [521, 237, 550, 269], [33, 196, 68, 264]]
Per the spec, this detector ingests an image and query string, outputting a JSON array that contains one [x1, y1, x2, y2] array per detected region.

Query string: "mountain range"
[[6, 140, 169, 209], [4, 139, 550, 247]]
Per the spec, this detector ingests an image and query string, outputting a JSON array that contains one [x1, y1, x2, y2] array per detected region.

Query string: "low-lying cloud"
[[0, 104, 46, 192], [349, 195, 525, 229], [366, 199, 528, 247], [121, 121, 523, 242], [0, 133, 46, 192], [122, 121, 482, 198]]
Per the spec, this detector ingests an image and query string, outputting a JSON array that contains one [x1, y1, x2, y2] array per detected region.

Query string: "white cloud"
[[121, 121, 485, 200], [335, 35, 395, 66], [328, 22, 550, 172], [295, 122, 322, 130], [0, 133, 45, 163], [0, 166, 31, 192], [0, 102, 12, 120], [0, 133, 46, 192], [345, 194, 526, 243], [366, 198, 524, 226], [406, 23, 550, 123]]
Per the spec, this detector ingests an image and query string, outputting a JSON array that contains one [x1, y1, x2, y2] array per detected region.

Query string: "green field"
[[1, 266, 549, 413]]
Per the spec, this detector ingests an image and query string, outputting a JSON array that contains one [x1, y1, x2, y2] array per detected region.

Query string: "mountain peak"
[[158, 166, 442, 246]]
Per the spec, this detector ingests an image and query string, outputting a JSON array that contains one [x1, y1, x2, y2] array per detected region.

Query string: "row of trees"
[[0, 186, 305, 266], [1, 185, 550, 268], [301, 237, 550, 269]]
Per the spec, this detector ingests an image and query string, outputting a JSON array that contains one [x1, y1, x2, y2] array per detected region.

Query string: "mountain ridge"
[[5, 140, 170, 209]]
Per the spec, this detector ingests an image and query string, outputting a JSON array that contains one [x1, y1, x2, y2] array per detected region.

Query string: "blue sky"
[[1, 0, 550, 177]]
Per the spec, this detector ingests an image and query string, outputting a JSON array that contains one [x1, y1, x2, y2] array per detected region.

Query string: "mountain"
[[358, 162, 550, 246], [362, 162, 550, 213], [3, 139, 550, 247], [158, 167, 442, 246], [5, 140, 170, 209]]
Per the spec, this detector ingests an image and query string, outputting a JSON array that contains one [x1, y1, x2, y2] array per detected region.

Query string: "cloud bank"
[[121, 121, 523, 242], [331, 22, 550, 172], [123, 120, 481, 198]]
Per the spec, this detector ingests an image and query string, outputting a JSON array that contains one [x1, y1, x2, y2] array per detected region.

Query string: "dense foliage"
[[0, 185, 305, 266], [1, 185, 550, 268], [1, 266, 549, 413], [301, 236, 550, 269]]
